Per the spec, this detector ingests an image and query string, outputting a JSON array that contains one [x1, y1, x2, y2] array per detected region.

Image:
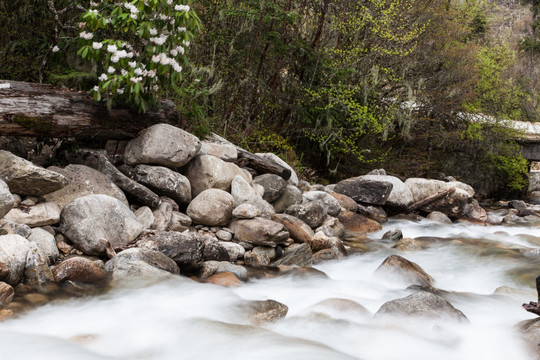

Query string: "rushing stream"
[[1, 217, 539, 360]]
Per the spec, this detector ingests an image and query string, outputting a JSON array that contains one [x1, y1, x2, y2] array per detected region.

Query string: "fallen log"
[[407, 187, 456, 213], [0, 80, 178, 139]]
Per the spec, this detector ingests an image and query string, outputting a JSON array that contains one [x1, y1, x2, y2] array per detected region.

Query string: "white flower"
[[107, 66, 115, 74], [89, 9, 98, 15], [90, 1, 99, 6], [149, 28, 157, 36], [111, 55, 119, 63], [117, 88, 124, 94], [116, 50, 128, 58], [98, 73, 108, 81], [170, 60, 182, 73], [130, 76, 143, 83], [127, 52, 134, 58], [130, 14, 137, 20], [153, 85, 159, 92], [159, 14, 170, 20], [160, 55, 170, 65], [167, 0, 172, 4], [80, 31, 94, 40], [177, 27, 187, 32], [107, 44, 117, 53], [92, 42, 103, 50], [121, 69, 128, 76], [93, 85, 99, 92], [134, 68, 143, 76], [52, 46, 59, 53], [170, 49, 178, 57], [128, 61, 136, 68], [175, 4, 190, 12], [147, 69, 156, 78], [176, 45, 185, 54], [150, 35, 168, 45], [182, 40, 190, 47]]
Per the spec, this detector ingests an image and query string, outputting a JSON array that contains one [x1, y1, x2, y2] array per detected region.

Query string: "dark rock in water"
[[247, 299, 288, 325], [393, 238, 422, 251], [382, 228, 403, 242], [461, 200, 488, 222], [375, 255, 434, 287], [270, 243, 313, 267], [52, 257, 107, 284], [285, 201, 327, 229], [334, 177, 393, 205], [375, 292, 468, 323], [230, 218, 289, 247], [0, 281, 14, 306], [137, 231, 204, 271], [253, 174, 288, 203], [337, 210, 382, 233]]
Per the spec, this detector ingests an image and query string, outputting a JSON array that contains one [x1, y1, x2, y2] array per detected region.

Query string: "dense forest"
[[0, 0, 539, 197]]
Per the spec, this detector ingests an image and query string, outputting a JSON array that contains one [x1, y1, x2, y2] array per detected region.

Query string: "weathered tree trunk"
[[407, 188, 456, 213], [0, 80, 178, 139]]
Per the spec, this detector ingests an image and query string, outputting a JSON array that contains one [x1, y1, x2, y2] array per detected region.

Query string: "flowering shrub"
[[77, 0, 200, 112]]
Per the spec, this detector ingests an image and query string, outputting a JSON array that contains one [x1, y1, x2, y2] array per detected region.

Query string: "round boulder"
[[0, 235, 31, 285], [187, 189, 234, 226]]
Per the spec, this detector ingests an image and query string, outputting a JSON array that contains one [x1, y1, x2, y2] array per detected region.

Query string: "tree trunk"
[[0, 80, 179, 140]]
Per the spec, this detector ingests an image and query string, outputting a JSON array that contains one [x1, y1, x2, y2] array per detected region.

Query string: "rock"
[[244, 246, 276, 266], [152, 202, 173, 231], [132, 165, 191, 205], [375, 255, 434, 287], [271, 243, 313, 267], [202, 237, 231, 262], [375, 292, 468, 322], [230, 218, 289, 247], [27, 227, 59, 264], [23, 245, 54, 289], [205, 272, 242, 287], [303, 191, 341, 217], [232, 203, 260, 219], [134, 206, 155, 230], [52, 257, 107, 283], [199, 142, 237, 162], [247, 299, 288, 324], [105, 259, 175, 281], [334, 177, 393, 205], [382, 228, 403, 242], [405, 178, 472, 217], [461, 200, 487, 222], [44, 164, 128, 208], [137, 231, 204, 270], [216, 229, 233, 241], [124, 124, 201, 167], [337, 210, 382, 233], [0, 150, 68, 196], [285, 201, 326, 229], [329, 193, 357, 212], [427, 211, 452, 224], [509, 200, 539, 217], [518, 318, 540, 356], [199, 260, 247, 280], [355, 203, 388, 223], [169, 212, 192, 232], [253, 174, 288, 202], [60, 195, 144, 256], [0, 179, 14, 219], [186, 155, 251, 197], [0, 220, 32, 238], [231, 175, 274, 218], [105, 248, 180, 276], [255, 153, 299, 186], [354, 175, 413, 209], [187, 189, 235, 226], [312, 246, 345, 263], [272, 214, 314, 244], [0, 282, 14, 306], [3, 202, 61, 227], [0, 262, 9, 281], [393, 238, 422, 251], [316, 216, 345, 238], [272, 185, 303, 213], [0, 235, 31, 285], [219, 242, 245, 262]]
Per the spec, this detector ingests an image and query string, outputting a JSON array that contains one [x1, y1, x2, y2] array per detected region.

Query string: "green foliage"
[[487, 152, 529, 192]]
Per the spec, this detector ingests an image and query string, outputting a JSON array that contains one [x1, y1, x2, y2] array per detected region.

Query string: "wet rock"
[[382, 228, 403, 242], [186, 155, 251, 197], [0, 220, 32, 238], [44, 164, 128, 208], [375, 292, 468, 322], [316, 216, 345, 238], [232, 203, 260, 219], [461, 200, 488, 222], [393, 238, 422, 251], [230, 218, 289, 247], [334, 177, 393, 205], [134, 206, 155, 230], [152, 202, 173, 231], [169, 211, 192, 232], [199, 260, 247, 280], [124, 124, 201, 168], [52, 257, 107, 283], [0, 150, 68, 196], [255, 153, 299, 186], [271, 243, 313, 267], [133, 165, 191, 205], [23, 245, 54, 289], [375, 255, 434, 287], [27, 227, 58, 264], [427, 211, 452, 224], [253, 174, 288, 203], [105, 259, 175, 281], [3, 202, 61, 227], [303, 191, 341, 217], [337, 210, 382, 233], [272, 213, 314, 244], [312, 298, 371, 317], [60, 195, 143, 256], [187, 189, 234, 226], [244, 246, 276, 266], [509, 200, 539, 217], [311, 231, 346, 254], [0, 179, 14, 219], [0, 282, 14, 307], [356, 203, 388, 223], [272, 185, 303, 213], [219, 241, 245, 262], [137, 231, 204, 270], [247, 299, 288, 324], [313, 247, 343, 264], [285, 201, 326, 229], [105, 248, 180, 277], [199, 142, 238, 162], [23, 293, 49, 306], [0, 235, 31, 285], [205, 272, 242, 287], [231, 175, 274, 218], [517, 317, 540, 357], [329, 193, 357, 212]]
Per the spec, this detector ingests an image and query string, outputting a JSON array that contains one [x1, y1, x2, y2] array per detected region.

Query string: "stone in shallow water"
[[247, 299, 289, 325], [374, 255, 433, 287], [52, 257, 107, 284]]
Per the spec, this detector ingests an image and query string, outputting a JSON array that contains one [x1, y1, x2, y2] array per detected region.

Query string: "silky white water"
[[0, 218, 539, 360]]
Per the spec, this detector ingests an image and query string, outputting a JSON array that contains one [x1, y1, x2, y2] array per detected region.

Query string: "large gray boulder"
[[334, 177, 393, 205], [186, 155, 252, 197], [285, 201, 327, 229], [303, 191, 341, 217], [137, 231, 204, 270], [124, 124, 201, 167], [3, 202, 61, 227], [27, 227, 59, 265], [199, 142, 237, 162], [0, 234, 31, 285], [60, 195, 144, 256], [230, 218, 289, 246], [0, 179, 14, 219], [0, 150, 68, 196], [231, 175, 275, 218], [253, 174, 288, 203], [272, 185, 303, 213], [44, 164, 128, 208], [255, 153, 299, 186], [187, 189, 234, 226], [375, 292, 468, 323], [133, 165, 191, 205], [359, 175, 413, 209], [105, 248, 180, 276]]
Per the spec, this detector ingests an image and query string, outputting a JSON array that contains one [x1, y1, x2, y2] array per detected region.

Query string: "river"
[[0, 216, 539, 360]]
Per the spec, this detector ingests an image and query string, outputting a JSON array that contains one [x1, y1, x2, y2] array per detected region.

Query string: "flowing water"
[[1, 217, 539, 360]]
